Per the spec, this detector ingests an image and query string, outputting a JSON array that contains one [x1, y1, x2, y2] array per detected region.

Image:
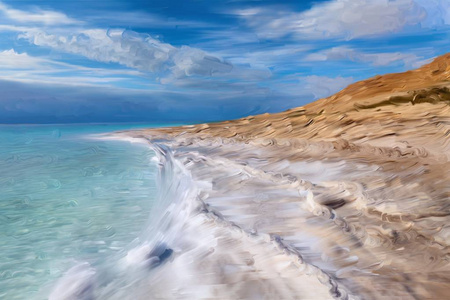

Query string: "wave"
[[48, 141, 196, 299], [48, 136, 347, 299]]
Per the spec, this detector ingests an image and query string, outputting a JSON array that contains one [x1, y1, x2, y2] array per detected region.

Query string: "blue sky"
[[0, 0, 449, 123]]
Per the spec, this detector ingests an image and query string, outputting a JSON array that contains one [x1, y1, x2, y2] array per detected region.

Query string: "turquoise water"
[[0, 124, 171, 299]]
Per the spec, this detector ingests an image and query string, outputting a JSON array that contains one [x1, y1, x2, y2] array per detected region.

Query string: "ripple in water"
[[0, 124, 159, 300]]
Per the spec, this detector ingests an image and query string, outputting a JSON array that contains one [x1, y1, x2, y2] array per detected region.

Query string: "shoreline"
[[112, 121, 450, 299], [103, 130, 344, 299]]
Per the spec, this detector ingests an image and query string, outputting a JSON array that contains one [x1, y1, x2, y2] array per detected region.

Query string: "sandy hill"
[[144, 53, 450, 159]]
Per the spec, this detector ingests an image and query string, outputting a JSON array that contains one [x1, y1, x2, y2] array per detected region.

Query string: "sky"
[[0, 0, 450, 124]]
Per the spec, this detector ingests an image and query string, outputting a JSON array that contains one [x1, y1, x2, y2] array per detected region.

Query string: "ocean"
[[0, 124, 176, 299]]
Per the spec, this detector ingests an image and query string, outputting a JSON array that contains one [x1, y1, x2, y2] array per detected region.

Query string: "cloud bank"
[[19, 29, 234, 80], [236, 0, 444, 40]]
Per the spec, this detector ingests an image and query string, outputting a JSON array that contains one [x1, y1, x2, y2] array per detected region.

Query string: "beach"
[[3, 1, 450, 299], [112, 54, 450, 299]]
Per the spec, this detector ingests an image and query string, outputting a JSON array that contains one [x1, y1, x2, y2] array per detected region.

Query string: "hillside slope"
[[143, 53, 450, 157]]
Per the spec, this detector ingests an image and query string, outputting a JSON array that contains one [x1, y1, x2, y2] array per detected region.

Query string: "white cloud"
[[0, 24, 39, 33], [19, 29, 234, 80], [236, 0, 428, 40], [0, 49, 146, 87], [0, 1, 79, 25], [171, 46, 233, 77], [305, 47, 427, 67], [0, 49, 45, 69], [0, 49, 142, 75]]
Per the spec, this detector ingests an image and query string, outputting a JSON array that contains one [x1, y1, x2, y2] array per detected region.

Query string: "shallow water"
[[0, 124, 173, 299]]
